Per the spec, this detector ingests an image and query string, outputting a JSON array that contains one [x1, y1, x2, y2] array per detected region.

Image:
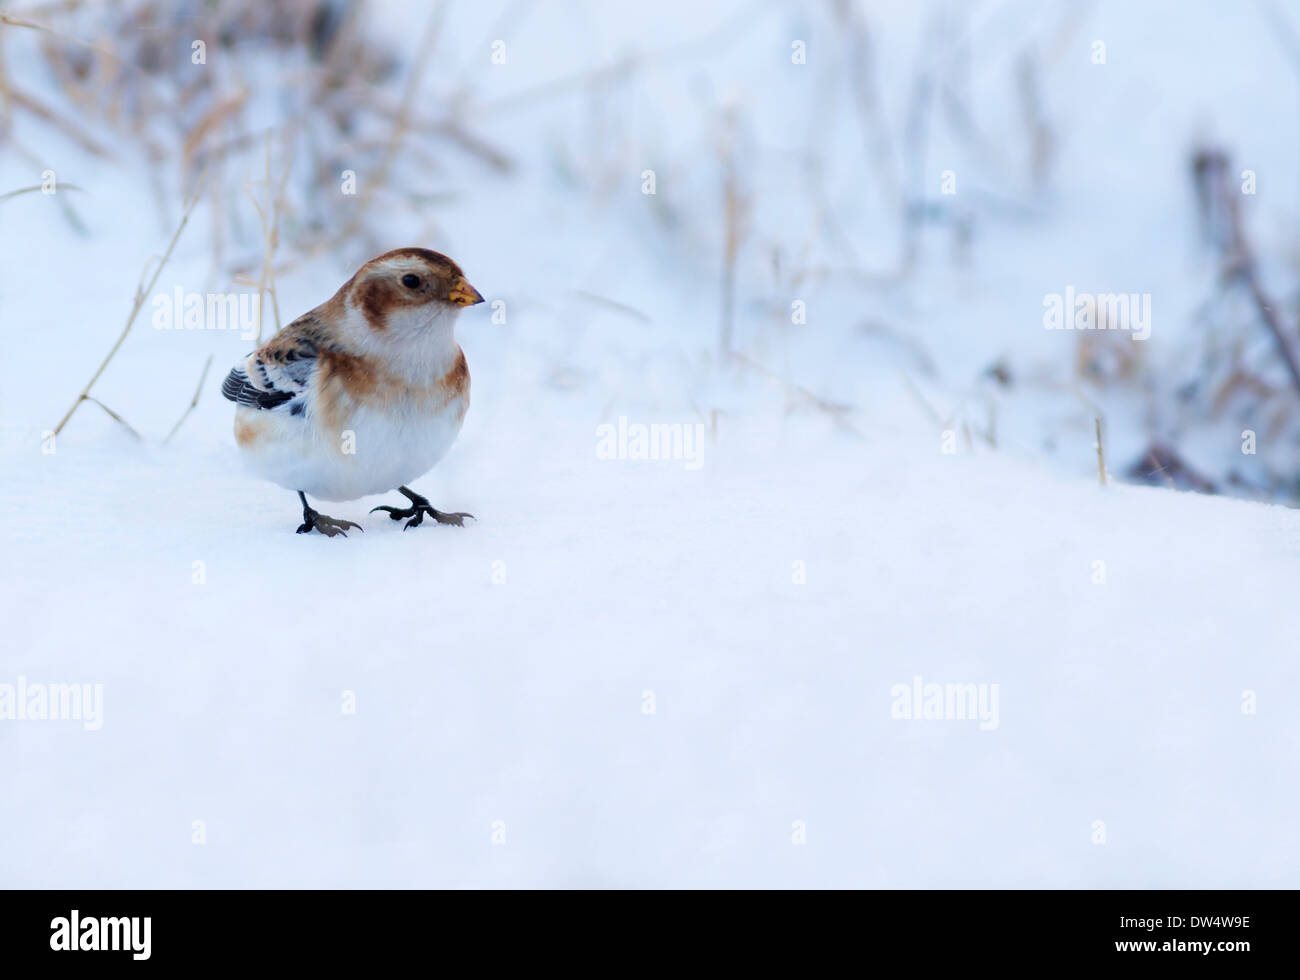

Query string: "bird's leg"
[[369, 485, 474, 530], [296, 491, 363, 537]]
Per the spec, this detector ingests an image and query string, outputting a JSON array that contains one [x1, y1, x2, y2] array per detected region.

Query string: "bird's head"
[[345, 247, 484, 340]]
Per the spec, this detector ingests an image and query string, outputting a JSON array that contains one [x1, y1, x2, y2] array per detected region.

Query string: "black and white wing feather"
[[220, 326, 321, 414]]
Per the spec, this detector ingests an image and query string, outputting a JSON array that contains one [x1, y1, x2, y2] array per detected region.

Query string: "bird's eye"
[[401, 274, 421, 289]]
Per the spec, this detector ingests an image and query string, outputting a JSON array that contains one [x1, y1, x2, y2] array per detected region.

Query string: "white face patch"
[[339, 294, 463, 385], [377, 300, 450, 337]]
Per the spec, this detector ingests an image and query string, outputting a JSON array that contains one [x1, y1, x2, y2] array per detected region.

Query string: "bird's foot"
[[370, 486, 473, 530], [296, 506, 363, 537], [369, 503, 474, 530]]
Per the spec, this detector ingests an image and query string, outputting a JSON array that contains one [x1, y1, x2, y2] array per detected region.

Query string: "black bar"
[[0, 889, 1280, 967]]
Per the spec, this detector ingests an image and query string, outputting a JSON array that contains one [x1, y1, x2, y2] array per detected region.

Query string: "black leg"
[[370, 485, 474, 530], [296, 490, 362, 537]]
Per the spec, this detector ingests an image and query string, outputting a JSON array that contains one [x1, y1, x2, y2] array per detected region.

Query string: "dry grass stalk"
[[470, 1, 760, 117], [240, 132, 291, 343], [1217, 156, 1300, 399], [163, 353, 214, 446], [0, 15, 11, 138], [5, 84, 110, 155], [341, 2, 445, 246], [82, 396, 140, 440], [713, 102, 754, 362], [52, 182, 203, 436], [731, 350, 861, 436], [0, 181, 81, 202], [1094, 417, 1106, 486]]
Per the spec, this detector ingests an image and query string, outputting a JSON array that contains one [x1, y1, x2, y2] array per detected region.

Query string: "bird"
[[220, 247, 484, 536]]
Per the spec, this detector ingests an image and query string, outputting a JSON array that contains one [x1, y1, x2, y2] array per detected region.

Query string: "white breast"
[[236, 387, 468, 502]]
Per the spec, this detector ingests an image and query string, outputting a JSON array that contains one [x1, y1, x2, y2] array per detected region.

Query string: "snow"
[[4, 409, 1298, 886], [2, 0, 1299, 887]]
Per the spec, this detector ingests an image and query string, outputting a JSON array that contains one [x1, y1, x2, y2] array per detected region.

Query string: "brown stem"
[[52, 184, 203, 436], [1222, 177, 1300, 400], [163, 354, 214, 446]]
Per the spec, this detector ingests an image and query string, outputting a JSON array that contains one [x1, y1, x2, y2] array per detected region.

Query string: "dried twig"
[[731, 350, 861, 436], [1126, 444, 1217, 493], [1238, 267, 1300, 395], [1220, 166, 1300, 399], [718, 109, 749, 360], [52, 183, 203, 436], [834, 1, 900, 214], [1094, 417, 1106, 486], [6, 85, 111, 156], [281, 1, 447, 266], [163, 354, 214, 445], [0, 14, 12, 138], [469, 1, 764, 116], [355, 4, 445, 224], [82, 396, 141, 440], [244, 131, 291, 342], [0, 181, 81, 203], [571, 290, 651, 323]]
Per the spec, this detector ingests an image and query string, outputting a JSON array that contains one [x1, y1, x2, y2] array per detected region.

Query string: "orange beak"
[[448, 277, 485, 306]]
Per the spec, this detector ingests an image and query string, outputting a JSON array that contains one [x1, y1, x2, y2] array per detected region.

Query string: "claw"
[[432, 511, 473, 526], [295, 492, 361, 538], [298, 512, 362, 537], [369, 491, 473, 531]]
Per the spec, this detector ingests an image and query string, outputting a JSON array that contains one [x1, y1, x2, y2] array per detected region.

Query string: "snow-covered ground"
[[4, 407, 1300, 887], [2, 0, 1299, 887]]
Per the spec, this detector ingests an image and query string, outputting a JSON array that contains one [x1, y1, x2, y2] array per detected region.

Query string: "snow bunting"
[[221, 247, 484, 536]]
